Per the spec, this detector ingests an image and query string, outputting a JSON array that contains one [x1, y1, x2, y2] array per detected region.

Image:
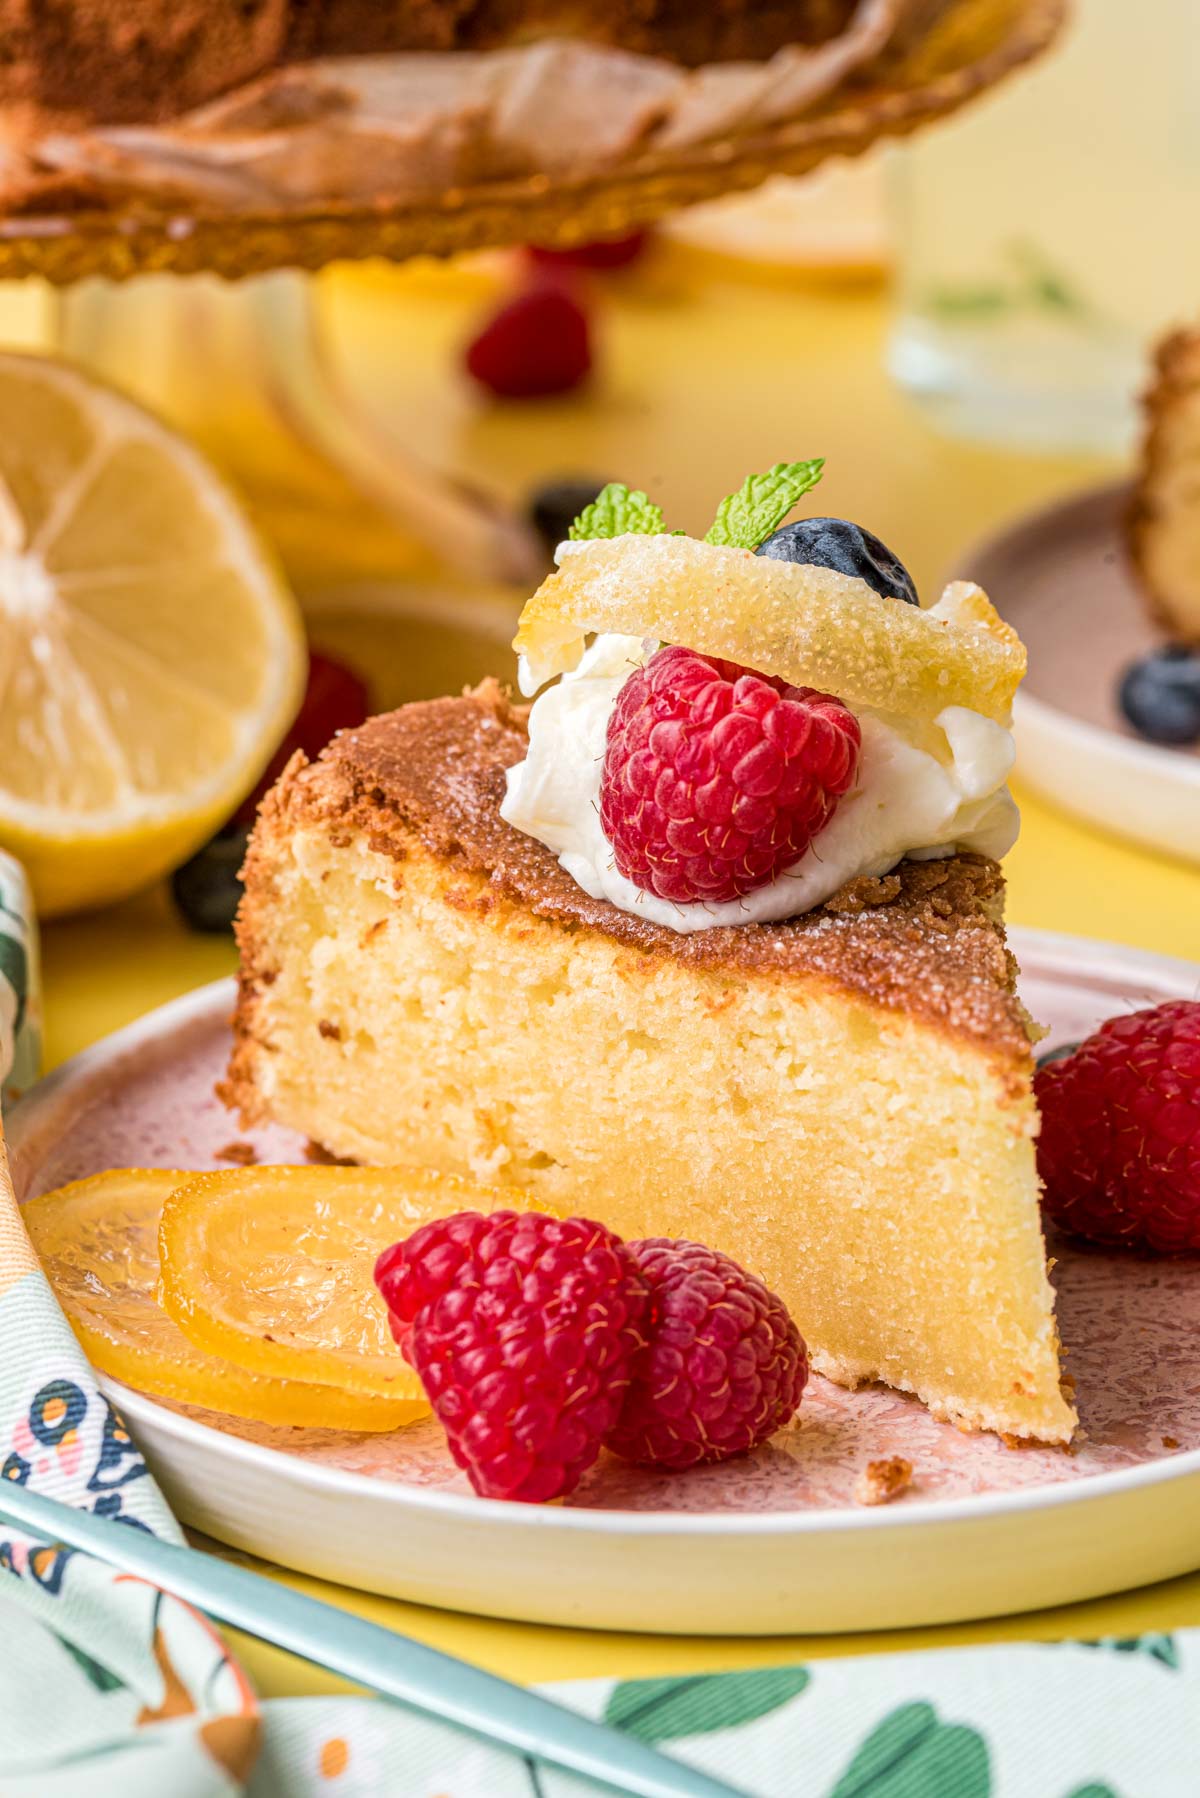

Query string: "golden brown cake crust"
[[238, 680, 1033, 1064]]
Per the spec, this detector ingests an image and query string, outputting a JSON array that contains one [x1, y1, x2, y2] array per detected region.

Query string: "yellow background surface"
[[34, 254, 1200, 1697]]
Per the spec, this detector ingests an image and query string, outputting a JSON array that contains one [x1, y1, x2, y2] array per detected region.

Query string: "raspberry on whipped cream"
[[501, 629, 1019, 935], [599, 646, 860, 905]]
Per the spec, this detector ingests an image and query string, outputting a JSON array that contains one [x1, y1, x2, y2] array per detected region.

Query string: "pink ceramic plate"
[[9, 929, 1200, 1635]]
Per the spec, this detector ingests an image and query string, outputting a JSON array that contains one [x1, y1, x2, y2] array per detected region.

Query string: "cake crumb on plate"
[[215, 1140, 257, 1165], [854, 1456, 913, 1506]]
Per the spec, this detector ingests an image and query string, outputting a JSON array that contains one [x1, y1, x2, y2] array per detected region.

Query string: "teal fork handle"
[[0, 1482, 748, 1798]]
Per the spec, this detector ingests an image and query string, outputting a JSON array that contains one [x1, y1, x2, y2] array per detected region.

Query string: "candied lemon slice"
[[158, 1164, 550, 1400], [23, 1170, 418, 1431], [513, 535, 1025, 725]]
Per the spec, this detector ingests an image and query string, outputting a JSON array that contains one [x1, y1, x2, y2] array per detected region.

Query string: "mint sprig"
[[704, 460, 825, 550], [566, 463, 826, 546], [568, 483, 665, 541]]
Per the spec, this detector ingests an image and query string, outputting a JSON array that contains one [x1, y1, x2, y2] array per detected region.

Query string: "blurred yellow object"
[[663, 166, 888, 283], [158, 1163, 552, 1401], [0, 352, 305, 916], [23, 1170, 419, 1430]]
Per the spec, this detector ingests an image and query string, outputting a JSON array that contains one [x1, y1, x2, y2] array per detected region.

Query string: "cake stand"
[[0, 0, 1065, 613]]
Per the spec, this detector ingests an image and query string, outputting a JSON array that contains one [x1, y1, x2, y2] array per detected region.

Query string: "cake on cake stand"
[[0, 0, 1064, 661]]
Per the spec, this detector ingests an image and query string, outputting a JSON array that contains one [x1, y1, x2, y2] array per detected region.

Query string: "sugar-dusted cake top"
[[298, 682, 1034, 1061]]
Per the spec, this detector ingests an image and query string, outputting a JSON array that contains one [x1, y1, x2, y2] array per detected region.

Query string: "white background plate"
[[963, 481, 1200, 867], [9, 929, 1200, 1636]]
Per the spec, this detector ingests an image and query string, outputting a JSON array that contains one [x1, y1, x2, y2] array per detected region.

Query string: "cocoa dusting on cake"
[[854, 1456, 913, 1506], [251, 681, 1033, 1062], [0, 0, 289, 128], [0, 0, 871, 138], [288, 0, 864, 66]]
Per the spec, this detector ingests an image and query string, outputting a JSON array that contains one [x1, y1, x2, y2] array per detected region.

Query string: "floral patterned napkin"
[[0, 847, 1196, 1796]]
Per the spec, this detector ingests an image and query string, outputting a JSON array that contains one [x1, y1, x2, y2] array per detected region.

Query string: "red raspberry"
[[604, 1240, 808, 1470], [599, 646, 860, 904], [1035, 1000, 1200, 1252], [526, 232, 648, 273], [374, 1212, 647, 1503], [463, 283, 592, 399]]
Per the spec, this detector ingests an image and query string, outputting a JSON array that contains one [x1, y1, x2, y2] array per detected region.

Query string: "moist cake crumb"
[[854, 1456, 913, 1506], [215, 1140, 258, 1165], [305, 1140, 357, 1166]]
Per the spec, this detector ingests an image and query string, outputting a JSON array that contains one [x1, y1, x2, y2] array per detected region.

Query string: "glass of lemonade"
[[888, 0, 1200, 451]]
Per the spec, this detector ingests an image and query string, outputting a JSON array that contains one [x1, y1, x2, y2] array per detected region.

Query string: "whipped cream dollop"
[[501, 632, 1019, 936]]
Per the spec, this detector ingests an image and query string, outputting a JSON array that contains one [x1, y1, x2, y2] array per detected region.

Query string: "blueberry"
[[171, 825, 250, 934], [755, 517, 919, 606], [528, 478, 613, 557], [1117, 644, 1200, 746]]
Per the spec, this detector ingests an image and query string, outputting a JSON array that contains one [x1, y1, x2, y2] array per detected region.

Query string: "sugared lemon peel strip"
[[513, 536, 1025, 726]]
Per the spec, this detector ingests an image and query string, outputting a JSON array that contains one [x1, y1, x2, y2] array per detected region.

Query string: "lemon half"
[[0, 352, 305, 914]]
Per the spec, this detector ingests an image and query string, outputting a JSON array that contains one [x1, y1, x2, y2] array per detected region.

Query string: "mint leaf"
[[567, 483, 665, 541], [704, 459, 825, 549]]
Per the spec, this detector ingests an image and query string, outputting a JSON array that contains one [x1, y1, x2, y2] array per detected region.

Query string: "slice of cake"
[[1128, 324, 1200, 644], [224, 475, 1074, 1443]]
